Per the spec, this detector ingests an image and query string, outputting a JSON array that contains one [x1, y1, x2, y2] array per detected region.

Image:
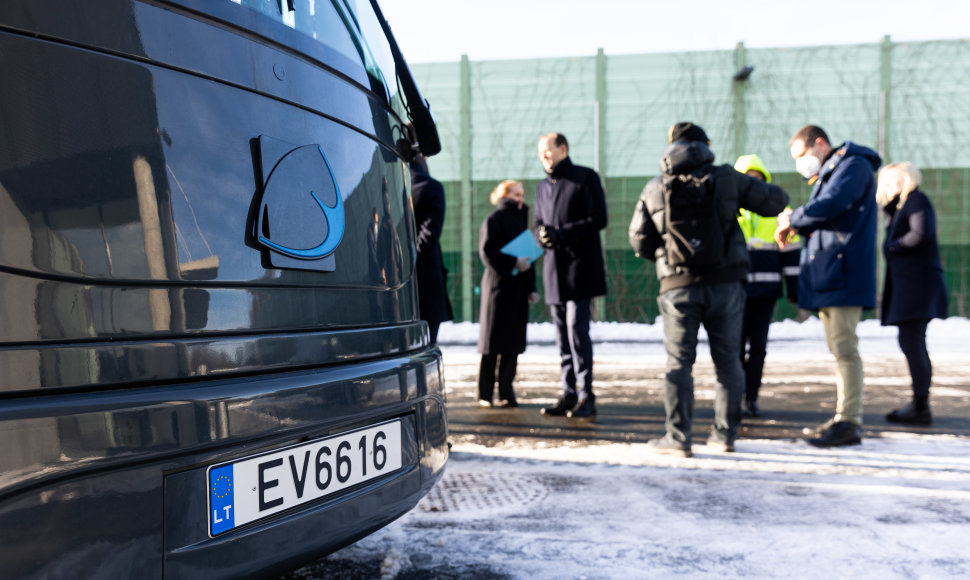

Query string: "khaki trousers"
[[819, 306, 864, 426]]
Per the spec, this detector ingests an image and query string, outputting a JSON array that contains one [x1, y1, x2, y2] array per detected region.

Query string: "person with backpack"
[[734, 154, 801, 418], [629, 123, 789, 457]]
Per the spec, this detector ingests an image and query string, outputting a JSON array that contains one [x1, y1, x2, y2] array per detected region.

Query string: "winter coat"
[[738, 210, 800, 301], [880, 189, 948, 325], [411, 165, 453, 326], [789, 142, 881, 310], [533, 157, 608, 304], [628, 141, 790, 293], [478, 198, 536, 354]]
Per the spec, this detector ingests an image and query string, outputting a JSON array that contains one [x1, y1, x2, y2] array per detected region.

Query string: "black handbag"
[[807, 230, 847, 292]]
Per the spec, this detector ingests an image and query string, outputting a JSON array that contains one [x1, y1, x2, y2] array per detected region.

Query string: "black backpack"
[[662, 171, 724, 268]]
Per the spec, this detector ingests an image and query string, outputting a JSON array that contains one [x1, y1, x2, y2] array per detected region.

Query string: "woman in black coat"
[[477, 180, 538, 407], [877, 162, 948, 425]]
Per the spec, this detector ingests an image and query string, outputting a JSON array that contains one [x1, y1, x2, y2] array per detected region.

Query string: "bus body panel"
[[0, 1, 447, 577]]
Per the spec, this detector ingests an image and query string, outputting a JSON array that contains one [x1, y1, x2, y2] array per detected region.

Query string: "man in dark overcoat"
[[533, 132, 608, 418], [410, 154, 452, 344]]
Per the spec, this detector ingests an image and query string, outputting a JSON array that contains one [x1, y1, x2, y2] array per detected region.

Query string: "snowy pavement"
[[289, 435, 970, 579], [284, 318, 970, 579]]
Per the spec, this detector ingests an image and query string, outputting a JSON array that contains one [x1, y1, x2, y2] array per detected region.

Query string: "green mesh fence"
[[418, 39, 970, 323]]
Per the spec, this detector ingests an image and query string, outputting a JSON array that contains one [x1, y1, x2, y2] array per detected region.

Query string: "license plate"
[[207, 419, 403, 536]]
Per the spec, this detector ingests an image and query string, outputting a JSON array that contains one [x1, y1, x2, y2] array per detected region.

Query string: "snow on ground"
[[316, 434, 970, 579], [437, 315, 969, 359], [288, 319, 970, 579]]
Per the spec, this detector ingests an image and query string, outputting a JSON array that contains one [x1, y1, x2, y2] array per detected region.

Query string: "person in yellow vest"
[[734, 155, 801, 417]]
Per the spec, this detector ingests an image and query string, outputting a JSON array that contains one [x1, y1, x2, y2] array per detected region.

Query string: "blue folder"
[[500, 229, 544, 275]]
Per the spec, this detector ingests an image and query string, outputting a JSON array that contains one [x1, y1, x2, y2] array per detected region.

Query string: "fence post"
[[732, 42, 747, 162], [595, 47, 607, 320], [459, 54, 473, 322], [877, 35, 893, 303], [879, 35, 892, 163]]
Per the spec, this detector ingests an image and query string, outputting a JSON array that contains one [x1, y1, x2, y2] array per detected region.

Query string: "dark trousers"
[[659, 283, 745, 444], [740, 296, 777, 403], [428, 321, 441, 345], [478, 354, 518, 402], [897, 319, 932, 397], [550, 299, 594, 401]]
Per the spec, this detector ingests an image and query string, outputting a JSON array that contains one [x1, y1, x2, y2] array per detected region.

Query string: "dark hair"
[[790, 125, 830, 148], [668, 122, 709, 144], [541, 132, 569, 152]]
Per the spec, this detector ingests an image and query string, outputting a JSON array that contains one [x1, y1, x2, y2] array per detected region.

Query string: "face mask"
[[795, 154, 821, 180]]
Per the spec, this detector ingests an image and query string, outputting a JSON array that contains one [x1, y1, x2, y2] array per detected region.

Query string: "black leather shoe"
[[541, 396, 577, 416], [886, 402, 932, 425], [743, 399, 761, 417], [802, 416, 837, 437], [498, 399, 519, 408], [808, 420, 862, 448], [566, 398, 596, 418]]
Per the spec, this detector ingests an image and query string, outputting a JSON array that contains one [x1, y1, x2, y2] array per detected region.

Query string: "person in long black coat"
[[410, 154, 452, 344], [477, 180, 538, 407], [533, 133, 608, 419], [877, 162, 948, 425]]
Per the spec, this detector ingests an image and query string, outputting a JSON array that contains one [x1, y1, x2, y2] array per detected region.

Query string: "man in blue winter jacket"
[[775, 125, 882, 448]]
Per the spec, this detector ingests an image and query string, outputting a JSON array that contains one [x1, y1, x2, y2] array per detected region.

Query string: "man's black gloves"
[[538, 225, 561, 248]]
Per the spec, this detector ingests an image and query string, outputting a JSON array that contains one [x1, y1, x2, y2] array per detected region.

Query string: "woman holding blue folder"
[[477, 180, 540, 407]]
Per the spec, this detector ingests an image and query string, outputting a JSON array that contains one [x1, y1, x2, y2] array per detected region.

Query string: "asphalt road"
[[443, 348, 970, 446]]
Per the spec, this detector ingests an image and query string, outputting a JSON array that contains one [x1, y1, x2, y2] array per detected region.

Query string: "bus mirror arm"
[[368, 0, 442, 157]]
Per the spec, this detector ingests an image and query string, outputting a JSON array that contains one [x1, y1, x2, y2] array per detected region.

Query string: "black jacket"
[[880, 189, 948, 325], [629, 141, 789, 293], [410, 165, 453, 326], [533, 157, 608, 304], [478, 199, 536, 354]]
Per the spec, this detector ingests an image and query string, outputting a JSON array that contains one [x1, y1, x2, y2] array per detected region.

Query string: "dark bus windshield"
[[232, 0, 401, 110]]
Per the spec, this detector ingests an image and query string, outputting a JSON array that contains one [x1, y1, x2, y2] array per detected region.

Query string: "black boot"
[[886, 401, 932, 425], [541, 395, 577, 416], [567, 397, 597, 418], [743, 399, 760, 417], [807, 420, 862, 448]]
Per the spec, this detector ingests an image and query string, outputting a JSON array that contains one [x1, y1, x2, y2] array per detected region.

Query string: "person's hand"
[[774, 209, 794, 248], [538, 225, 561, 248], [774, 226, 790, 248], [528, 291, 540, 304], [776, 208, 792, 229], [515, 256, 532, 272]]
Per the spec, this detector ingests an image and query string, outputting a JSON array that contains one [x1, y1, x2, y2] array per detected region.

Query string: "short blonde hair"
[[877, 162, 922, 207], [489, 180, 522, 205]]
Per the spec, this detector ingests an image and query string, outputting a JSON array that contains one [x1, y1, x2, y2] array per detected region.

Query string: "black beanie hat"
[[669, 122, 709, 143]]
